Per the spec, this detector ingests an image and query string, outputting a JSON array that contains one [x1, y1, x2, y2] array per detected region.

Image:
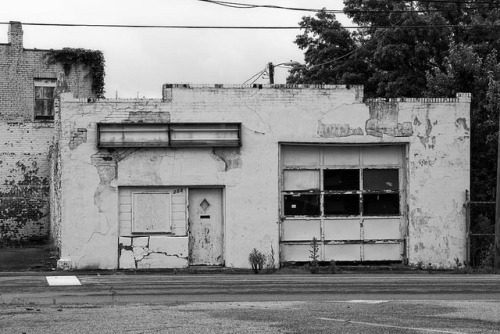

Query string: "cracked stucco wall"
[[55, 86, 469, 269], [118, 236, 188, 269]]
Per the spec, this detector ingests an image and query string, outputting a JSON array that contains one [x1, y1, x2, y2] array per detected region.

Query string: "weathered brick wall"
[[0, 22, 95, 243]]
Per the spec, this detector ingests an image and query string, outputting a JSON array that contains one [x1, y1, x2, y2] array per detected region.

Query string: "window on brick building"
[[34, 79, 56, 120]]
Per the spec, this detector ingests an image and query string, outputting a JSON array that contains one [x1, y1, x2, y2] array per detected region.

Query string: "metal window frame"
[[97, 122, 241, 148]]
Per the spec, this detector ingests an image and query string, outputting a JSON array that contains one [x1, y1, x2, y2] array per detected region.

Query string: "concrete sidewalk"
[[1, 245, 496, 275]]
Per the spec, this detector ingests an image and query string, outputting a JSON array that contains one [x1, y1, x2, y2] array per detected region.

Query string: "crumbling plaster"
[[56, 86, 469, 269]]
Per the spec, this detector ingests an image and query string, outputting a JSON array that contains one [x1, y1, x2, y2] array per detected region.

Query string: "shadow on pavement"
[[0, 245, 57, 271]]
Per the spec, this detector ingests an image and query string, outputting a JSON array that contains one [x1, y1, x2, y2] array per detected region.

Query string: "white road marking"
[[346, 300, 389, 304], [326, 300, 389, 304], [317, 317, 467, 334], [46, 276, 81, 286]]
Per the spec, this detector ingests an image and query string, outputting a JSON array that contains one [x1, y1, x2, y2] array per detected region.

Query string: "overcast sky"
[[1, 0, 351, 98]]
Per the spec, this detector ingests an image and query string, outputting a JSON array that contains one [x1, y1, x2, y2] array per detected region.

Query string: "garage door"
[[280, 144, 406, 262]]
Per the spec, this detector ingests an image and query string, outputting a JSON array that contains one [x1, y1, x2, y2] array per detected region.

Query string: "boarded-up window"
[[119, 187, 187, 236], [132, 192, 171, 233]]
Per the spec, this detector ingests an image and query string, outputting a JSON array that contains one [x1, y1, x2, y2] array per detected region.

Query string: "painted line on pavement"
[[46, 276, 81, 286], [333, 300, 389, 304], [317, 317, 466, 334]]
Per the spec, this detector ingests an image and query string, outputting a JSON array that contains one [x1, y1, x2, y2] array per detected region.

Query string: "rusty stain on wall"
[[365, 101, 413, 137], [317, 121, 364, 137], [210, 148, 242, 171]]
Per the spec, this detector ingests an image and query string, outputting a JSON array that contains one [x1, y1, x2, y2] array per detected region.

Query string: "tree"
[[288, 1, 500, 268], [287, 9, 370, 86]]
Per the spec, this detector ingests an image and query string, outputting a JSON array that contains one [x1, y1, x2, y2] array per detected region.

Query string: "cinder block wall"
[[0, 22, 94, 243]]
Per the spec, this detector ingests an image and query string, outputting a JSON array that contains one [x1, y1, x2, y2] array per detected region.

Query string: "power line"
[[1, 21, 500, 30], [417, 0, 500, 4], [197, 0, 500, 13], [196, 0, 341, 12], [0, 22, 300, 29]]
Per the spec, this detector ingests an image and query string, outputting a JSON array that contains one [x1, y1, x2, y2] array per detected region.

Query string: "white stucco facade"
[[52, 85, 470, 269]]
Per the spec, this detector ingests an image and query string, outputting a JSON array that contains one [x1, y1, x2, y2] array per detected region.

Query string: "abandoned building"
[[0, 21, 100, 244], [51, 84, 470, 270]]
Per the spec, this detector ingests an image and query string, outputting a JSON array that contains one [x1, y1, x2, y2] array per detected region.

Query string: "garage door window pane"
[[363, 194, 400, 215], [324, 169, 359, 191], [284, 194, 320, 216], [324, 194, 360, 216], [364, 169, 399, 191], [283, 170, 320, 191]]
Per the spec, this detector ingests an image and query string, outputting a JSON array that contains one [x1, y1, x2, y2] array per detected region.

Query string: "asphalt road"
[[0, 274, 499, 333]]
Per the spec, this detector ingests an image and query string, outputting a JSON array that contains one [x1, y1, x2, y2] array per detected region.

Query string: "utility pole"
[[496, 112, 500, 270], [268, 62, 274, 84]]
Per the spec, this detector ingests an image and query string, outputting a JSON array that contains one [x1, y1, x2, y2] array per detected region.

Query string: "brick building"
[[52, 85, 470, 270], [0, 21, 97, 244]]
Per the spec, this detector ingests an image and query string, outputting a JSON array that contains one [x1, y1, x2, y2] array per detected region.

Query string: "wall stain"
[[455, 118, 470, 132], [0, 161, 49, 242], [69, 128, 87, 150], [365, 101, 413, 137], [317, 121, 364, 137], [125, 111, 170, 123], [417, 118, 436, 149], [211, 148, 242, 171]]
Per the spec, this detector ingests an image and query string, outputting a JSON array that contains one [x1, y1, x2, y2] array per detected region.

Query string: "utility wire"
[[1, 21, 499, 30], [417, 0, 500, 4], [243, 66, 268, 84], [305, 17, 407, 70], [197, 0, 341, 12], [197, 0, 500, 13], [0, 22, 300, 29]]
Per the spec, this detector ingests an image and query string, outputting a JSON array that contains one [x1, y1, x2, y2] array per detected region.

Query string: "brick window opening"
[[34, 79, 56, 120]]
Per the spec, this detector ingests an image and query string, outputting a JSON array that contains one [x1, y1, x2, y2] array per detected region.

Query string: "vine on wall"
[[45, 48, 105, 98]]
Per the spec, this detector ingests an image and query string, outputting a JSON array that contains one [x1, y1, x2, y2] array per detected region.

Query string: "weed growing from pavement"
[[309, 237, 319, 274], [248, 248, 266, 274]]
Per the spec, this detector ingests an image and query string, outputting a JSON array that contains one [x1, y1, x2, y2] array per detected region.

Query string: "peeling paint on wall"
[[317, 121, 364, 137], [0, 161, 49, 242], [210, 148, 242, 171], [90, 151, 117, 213], [417, 118, 436, 149], [69, 128, 87, 150], [365, 101, 413, 137], [126, 110, 170, 123], [455, 118, 470, 132]]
